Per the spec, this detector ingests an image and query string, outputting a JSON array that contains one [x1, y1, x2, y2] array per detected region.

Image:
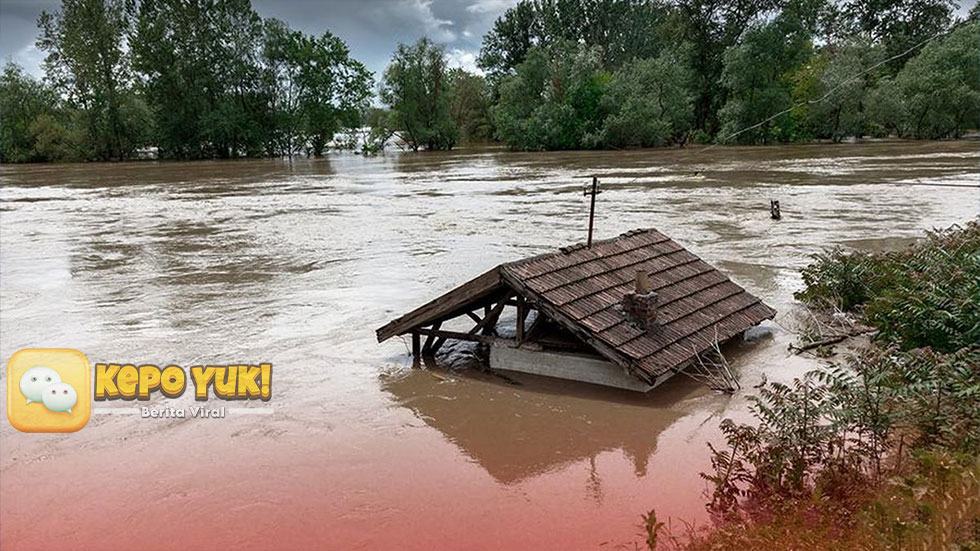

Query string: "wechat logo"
[[20, 366, 78, 413]]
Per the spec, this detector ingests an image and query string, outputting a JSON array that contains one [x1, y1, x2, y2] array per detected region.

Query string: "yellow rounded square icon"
[[7, 348, 91, 433]]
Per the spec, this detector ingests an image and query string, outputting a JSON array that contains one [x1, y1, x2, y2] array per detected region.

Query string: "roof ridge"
[[505, 228, 653, 267]]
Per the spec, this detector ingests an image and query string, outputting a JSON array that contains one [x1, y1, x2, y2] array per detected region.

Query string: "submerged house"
[[376, 228, 776, 392]]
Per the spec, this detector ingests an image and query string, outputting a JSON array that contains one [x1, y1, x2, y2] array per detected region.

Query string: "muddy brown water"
[[1, 141, 978, 550]]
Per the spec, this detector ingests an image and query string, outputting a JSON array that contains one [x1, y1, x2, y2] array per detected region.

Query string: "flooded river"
[[1, 141, 978, 550]]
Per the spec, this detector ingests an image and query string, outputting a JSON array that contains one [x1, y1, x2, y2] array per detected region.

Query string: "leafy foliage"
[[888, 21, 980, 139], [477, 0, 667, 77], [668, 222, 980, 551], [380, 38, 459, 151], [4, 0, 976, 162], [36, 0, 150, 160], [492, 43, 608, 151], [718, 16, 813, 144], [448, 69, 493, 143], [797, 221, 980, 352], [480, 0, 969, 148], [493, 42, 697, 150], [261, 19, 372, 157], [592, 51, 694, 148]]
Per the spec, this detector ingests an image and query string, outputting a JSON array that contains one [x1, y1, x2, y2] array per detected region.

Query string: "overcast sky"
[[1, 0, 975, 82], [0, 0, 519, 79]]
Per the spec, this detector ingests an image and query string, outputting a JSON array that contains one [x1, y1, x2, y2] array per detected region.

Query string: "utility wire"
[[618, 18, 979, 188], [706, 21, 971, 150]]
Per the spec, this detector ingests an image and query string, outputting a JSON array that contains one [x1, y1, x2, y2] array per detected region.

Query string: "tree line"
[[1, 0, 977, 162], [1, 0, 374, 162], [481, 0, 979, 149]]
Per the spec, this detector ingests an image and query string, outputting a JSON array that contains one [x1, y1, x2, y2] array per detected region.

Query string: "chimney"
[[622, 270, 659, 330]]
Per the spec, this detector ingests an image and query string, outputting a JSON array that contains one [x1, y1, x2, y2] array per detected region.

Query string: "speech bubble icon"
[[41, 382, 77, 413], [19, 366, 62, 404]]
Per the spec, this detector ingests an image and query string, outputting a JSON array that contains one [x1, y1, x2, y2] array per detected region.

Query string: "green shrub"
[[796, 221, 980, 352]]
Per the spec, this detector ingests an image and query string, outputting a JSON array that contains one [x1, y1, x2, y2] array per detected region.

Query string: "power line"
[[620, 18, 977, 185], [707, 22, 970, 149]]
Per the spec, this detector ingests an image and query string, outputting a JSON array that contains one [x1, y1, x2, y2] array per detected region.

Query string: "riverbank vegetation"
[[483, 0, 979, 150], [1, 0, 977, 162], [645, 221, 980, 550], [2, 0, 373, 162]]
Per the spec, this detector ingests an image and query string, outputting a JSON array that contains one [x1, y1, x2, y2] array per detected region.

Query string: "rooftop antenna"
[[584, 176, 602, 247]]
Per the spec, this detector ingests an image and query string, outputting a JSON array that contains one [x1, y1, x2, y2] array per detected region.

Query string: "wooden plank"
[[422, 321, 442, 355], [480, 293, 513, 336], [375, 267, 502, 342], [417, 328, 494, 345]]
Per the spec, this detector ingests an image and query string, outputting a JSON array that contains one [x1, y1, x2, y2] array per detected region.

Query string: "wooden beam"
[[430, 294, 513, 355], [411, 331, 421, 358], [417, 328, 494, 345], [375, 267, 502, 343], [466, 311, 483, 324], [422, 321, 441, 356], [480, 293, 512, 337]]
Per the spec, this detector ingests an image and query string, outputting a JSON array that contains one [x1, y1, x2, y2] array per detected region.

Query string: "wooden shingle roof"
[[377, 229, 776, 384]]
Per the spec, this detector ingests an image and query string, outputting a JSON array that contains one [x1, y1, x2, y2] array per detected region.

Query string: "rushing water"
[[1, 141, 978, 550]]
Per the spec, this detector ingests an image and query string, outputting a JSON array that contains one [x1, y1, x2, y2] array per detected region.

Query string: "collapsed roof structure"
[[377, 228, 776, 391]]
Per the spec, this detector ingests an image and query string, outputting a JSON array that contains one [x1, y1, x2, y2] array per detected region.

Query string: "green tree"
[[0, 64, 66, 162], [29, 113, 84, 162], [448, 69, 493, 143], [298, 32, 373, 157], [493, 42, 608, 150], [718, 17, 813, 144], [837, 0, 957, 74], [478, 0, 667, 77], [261, 19, 304, 156], [593, 49, 694, 147], [131, 0, 269, 159], [37, 0, 145, 160], [885, 21, 979, 139], [804, 41, 883, 141], [380, 38, 458, 151], [673, 0, 784, 134]]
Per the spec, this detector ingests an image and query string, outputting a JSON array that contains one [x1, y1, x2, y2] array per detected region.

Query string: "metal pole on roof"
[[585, 176, 601, 248]]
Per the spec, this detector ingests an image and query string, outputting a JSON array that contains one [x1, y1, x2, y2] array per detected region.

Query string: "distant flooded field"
[[1, 141, 978, 550]]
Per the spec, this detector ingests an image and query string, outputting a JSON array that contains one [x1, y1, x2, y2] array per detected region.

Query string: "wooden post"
[[411, 331, 421, 367], [516, 296, 527, 345], [422, 321, 441, 356], [585, 176, 601, 248]]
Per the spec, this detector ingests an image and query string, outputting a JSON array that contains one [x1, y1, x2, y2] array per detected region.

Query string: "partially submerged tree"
[[264, 22, 372, 157], [594, 50, 694, 148], [803, 41, 883, 141], [493, 43, 608, 150], [718, 16, 812, 144], [380, 38, 458, 151], [448, 69, 493, 143], [131, 0, 269, 158], [888, 21, 979, 139], [0, 64, 74, 162], [37, 0, 149, 160]]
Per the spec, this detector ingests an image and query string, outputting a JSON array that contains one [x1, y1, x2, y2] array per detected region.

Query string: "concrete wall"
[[489, 340, 658, 392]]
